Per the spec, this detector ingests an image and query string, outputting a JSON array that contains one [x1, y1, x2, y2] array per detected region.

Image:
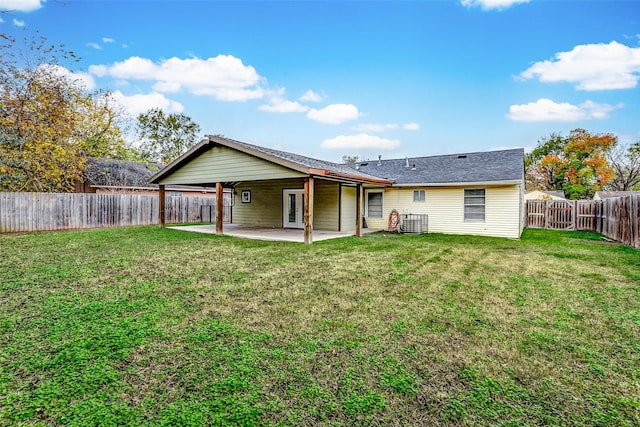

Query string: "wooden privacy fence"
[[0, 192, 230, 233], [526, 196, 640, 248]]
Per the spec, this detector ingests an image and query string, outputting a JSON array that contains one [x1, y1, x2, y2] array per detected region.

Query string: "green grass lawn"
[[1, 227, 638, 426]]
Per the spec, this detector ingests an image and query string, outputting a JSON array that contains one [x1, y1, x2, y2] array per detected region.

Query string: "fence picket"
[[526, 197, 639, 248], [0, 192, 225, 233]]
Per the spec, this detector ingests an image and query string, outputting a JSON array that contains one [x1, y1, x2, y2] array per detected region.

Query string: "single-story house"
[[149, 135, 525, 243], [525, 190, 566, 201]]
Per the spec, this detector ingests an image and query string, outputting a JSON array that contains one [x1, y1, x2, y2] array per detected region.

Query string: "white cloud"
[[506, 98, 621, 122], [86, 42, 101, 50], [460, 0, 529, 11], [111, 90, 184, 116], [38, 64, 96, 91], [258, 88, 309, 113], [0, 0, 43, 12], [299, 89, 324, 102], [403, 122, 420, 131], [307, 103, 360, 124], [12, 18, 24, 27], [90, 55, 265, 102], [321, 134, 401, 150], [519, 41, 640, 90], [89, 64, 107, 77], [102, 37, 114, 43], [259, 98, 309, 113]]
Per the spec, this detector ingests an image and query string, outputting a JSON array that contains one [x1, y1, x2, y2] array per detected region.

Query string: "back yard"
[[0, 227, 638, 426]]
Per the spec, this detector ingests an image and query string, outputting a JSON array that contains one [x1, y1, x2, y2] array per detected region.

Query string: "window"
[[413, 189, 425, 202], [366, 191, 383, 218], [170, 191, 183, 197], [464, 189, 485, 221]]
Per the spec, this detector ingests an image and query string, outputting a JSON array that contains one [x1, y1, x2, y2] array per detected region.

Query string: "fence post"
[[632, 194, 639, 248]]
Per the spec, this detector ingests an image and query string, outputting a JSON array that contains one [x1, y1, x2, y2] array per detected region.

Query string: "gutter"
[[390, 179, 523, 187], [309, 168, 393, 186]]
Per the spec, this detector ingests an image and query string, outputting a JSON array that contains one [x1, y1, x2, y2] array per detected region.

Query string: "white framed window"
[[413, 189, 425, 202], [366, 191, 383, 218], [464, 189, 485, 221]]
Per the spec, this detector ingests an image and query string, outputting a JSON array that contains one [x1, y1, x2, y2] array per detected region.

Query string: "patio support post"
[[216, 182, 224, 235], [356, 183, 363, 237], [304, 176, 314, 244], [159, 184, 166, 227]]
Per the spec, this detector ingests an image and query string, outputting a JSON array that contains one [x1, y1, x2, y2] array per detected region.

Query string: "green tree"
[[135, 108, 201, 165], [0, 33, 130, 192], [525, 132, 565, 191], [525, 129, 617, 199], [342, 155, 360, 163]]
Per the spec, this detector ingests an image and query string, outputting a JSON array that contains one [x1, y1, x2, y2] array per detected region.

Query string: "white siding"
[[366, 185, 522, 238]]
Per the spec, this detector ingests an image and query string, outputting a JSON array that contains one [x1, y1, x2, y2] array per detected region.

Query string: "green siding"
[[314, 180, 339, 231], [232, 179, 304, 227], [231, 178, 341, 231], [159, 146, 307, 185], [340, 186, 357, 233]]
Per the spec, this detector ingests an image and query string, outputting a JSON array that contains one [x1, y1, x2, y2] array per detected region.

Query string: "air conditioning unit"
[[400, 214, 428, 234]]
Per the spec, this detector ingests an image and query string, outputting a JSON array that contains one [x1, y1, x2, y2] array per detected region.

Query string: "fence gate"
[[546, 200, 575, 230]]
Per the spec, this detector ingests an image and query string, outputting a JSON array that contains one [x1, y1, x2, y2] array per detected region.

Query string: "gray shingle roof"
[[214, 136, 390, 182], [346, 149, 524, 184]]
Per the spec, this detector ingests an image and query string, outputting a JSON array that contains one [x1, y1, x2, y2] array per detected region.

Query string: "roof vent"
[[457, 155, 467, 159], [377, 155, 382, 166], [411, 164, 416, 170], [405, 157, 410, 168], [355, 164, 360, 170]]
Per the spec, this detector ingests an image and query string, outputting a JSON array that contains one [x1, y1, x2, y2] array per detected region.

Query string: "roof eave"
[[309, 168, 392, 186], [148, 137, 212, 184], [209, 135, 311, 175], [391, 179, 523, 187]]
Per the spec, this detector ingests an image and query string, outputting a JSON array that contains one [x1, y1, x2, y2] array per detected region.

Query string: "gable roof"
[[348, 148, 524, 185], [149, 135, 392, 185], [594, 191, 640, 200]]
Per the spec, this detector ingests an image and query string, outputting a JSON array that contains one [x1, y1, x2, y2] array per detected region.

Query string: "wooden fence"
[[0, 192, 231, 233], [526, 195, 640, 248]]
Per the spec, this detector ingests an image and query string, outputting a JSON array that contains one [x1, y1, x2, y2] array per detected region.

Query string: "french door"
[[283, 189, 304, 228]]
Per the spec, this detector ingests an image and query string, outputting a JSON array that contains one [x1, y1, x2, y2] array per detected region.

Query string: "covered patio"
[[168, 224, 381, 243], [149, 136, 391, 244]]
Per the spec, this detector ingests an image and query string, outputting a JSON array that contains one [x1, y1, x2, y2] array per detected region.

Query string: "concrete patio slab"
[[168, 224, 380, 243]]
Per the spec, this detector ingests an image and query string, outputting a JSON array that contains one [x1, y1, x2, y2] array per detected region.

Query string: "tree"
[[135, 108, 201, 165], [525, 129, 617, 199], [607, 141, 640, 191], [0, 33, 130, 192], [342, 155, 359, 163], [525, 132, 565, 191]]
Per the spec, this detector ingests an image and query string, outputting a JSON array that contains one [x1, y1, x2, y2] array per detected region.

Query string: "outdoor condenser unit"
[[400, 214, 428, 234]]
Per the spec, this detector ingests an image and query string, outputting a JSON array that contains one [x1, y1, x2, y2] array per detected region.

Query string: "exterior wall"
[[314, 180, 340, 231], [158, 146, 306, 185], [340, 186, 357, 234], [364, 185, 523, 239], [231, 178, 341, 231]]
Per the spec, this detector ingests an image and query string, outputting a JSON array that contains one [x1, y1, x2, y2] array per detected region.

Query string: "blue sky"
[[1, 0, 639, 162]]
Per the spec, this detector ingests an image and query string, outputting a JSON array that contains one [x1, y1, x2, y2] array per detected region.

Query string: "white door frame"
[[283, 189, 305, 229]]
